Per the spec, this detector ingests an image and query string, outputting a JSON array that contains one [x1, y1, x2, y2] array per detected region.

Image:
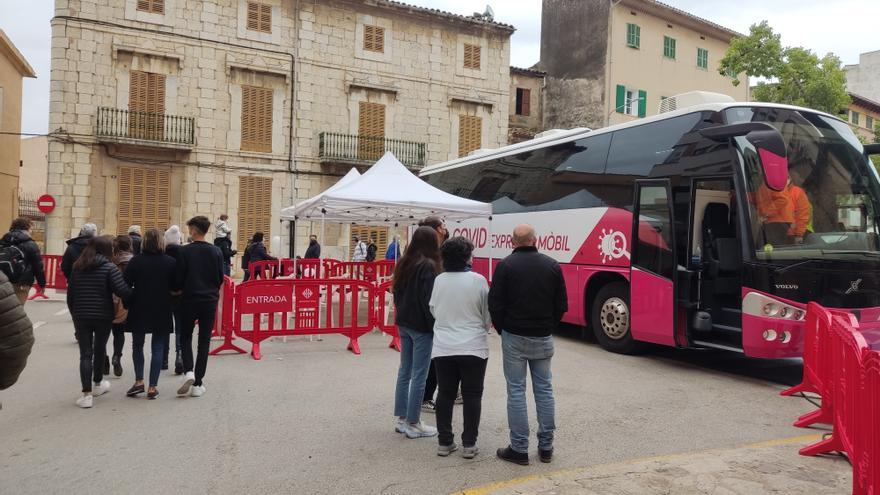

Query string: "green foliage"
[[875, 121, 880, 143], [719, 21, 851, 114]]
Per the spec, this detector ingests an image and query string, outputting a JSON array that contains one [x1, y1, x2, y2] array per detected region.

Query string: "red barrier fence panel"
[[785, 302, 837, 428], [29, 254, 67, 300], [210, 276, 246, 356], [278, 258, 322, 279], [232, 278, 375, 359], [321, 260, 394, 283], [858, 350, 879, 495], [247, 260, 281, 280], [374, 280, 400, 352]]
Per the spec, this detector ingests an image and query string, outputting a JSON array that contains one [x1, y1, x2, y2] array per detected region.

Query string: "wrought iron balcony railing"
[[318, 132, 427, 169], [96, 107, 195, 146]]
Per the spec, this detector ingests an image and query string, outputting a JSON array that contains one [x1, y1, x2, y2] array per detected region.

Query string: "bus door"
[[630, 180, 678, 346]]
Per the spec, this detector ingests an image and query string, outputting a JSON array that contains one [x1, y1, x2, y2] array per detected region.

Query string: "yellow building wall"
[[846, 103, 880, 143], [0, 52, 24, 232], [607, 7, 749, 126]]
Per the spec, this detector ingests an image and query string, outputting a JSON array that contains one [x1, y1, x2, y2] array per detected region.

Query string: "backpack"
[[0, 244, 27, 283]]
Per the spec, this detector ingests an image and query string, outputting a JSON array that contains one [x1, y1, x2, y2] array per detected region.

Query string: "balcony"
[[96, 107, 195, 149], [319, 132, 427, 169]]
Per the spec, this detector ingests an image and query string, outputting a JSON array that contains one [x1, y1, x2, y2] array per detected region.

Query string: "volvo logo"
[[775, 284, 798, 290], [846, 279, 863, 295]]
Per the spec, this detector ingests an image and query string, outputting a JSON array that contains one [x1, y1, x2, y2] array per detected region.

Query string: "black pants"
[[434, 355, 488, 447], [180, 300, 217, 386], [73, 319, 112, 393], [111, 323, 125, 357], [424, 359, 437, 401]]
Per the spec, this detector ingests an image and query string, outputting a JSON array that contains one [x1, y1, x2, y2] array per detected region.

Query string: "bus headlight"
[[744, 292, 806, 321]]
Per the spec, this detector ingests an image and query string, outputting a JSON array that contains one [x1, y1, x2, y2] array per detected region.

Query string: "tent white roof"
[[281, 152, 491, 224], [280, 167, 361, 221]]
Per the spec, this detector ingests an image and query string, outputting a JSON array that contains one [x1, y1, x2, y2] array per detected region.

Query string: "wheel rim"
[[599, 297, 629, 340]]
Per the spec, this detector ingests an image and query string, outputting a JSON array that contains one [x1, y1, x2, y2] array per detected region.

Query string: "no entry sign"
[[37, 194, 56, 214]]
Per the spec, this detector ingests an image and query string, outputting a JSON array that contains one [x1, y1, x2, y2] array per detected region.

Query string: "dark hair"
[[392, 226, 440, 289], [220, 214, 228, 221], [73, 235, 114, 272], [441, 236, 474, 272], [143, 228, 165, 254], [10, 217, 31, 231], [186, 216, 211, 235], [419, 216, 449, 242], [113, 235, 132, 255], [252, 232, 264, 243]]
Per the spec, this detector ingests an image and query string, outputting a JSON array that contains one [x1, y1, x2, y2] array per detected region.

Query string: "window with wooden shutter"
[[117, 166, 171, 235], [349, 225, 389, 260], [458, 115, 482, 157], [515, 88, 531, 116], [241, 85, 273, 152], [237, 176, 273, 251], [463, 44, 481, 70], [363, 25, 385, 53], [246, 1, 272, 33], [137, 0, 164, 14], [129, 71, 166, 141], [357, 101, 386, 161]]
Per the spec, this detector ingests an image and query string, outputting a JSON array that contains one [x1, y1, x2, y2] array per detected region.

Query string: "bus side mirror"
[[866, 143, 880, 156], [700, 123, 789, 191]]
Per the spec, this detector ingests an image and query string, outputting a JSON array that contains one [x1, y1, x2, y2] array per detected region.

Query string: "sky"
[[0, 0, 877, 135]]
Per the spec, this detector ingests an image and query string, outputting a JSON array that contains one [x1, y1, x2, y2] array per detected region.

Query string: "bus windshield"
[[726, 107, 880, 262]]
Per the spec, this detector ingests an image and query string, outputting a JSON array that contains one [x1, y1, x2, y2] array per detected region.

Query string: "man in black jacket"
[[304, 235, 321, 259], [61, 222, 97, 280], [489, 224, 568, 466], [242, 232, 276, 281], [213, 233, 236, 276], [176, 216, 224, 398], [0, 218, 46, 304]]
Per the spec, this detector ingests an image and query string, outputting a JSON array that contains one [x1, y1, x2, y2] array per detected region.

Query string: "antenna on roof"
[[484, 5, 494, 21]]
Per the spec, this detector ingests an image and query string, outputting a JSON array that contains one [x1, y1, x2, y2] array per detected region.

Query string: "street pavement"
[[1, 300, 850, 494]]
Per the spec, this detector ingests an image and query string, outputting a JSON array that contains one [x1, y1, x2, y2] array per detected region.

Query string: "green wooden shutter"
[[638, 90, 647, 118], [616, 85, 626, 113]]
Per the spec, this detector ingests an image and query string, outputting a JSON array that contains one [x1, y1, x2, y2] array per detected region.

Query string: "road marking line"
[[33, 321, 46, 329], [54, 308, 69, 316], [454, 434, 824, 495]]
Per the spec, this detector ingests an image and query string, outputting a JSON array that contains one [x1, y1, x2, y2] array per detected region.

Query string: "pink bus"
[[421, 101, 880, 358]]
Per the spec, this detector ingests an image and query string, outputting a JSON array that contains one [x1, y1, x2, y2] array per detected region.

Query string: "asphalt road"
[[1, 301, 823, 495]]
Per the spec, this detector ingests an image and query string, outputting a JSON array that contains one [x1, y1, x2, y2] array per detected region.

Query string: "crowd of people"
[[392, 216, 568, 465]]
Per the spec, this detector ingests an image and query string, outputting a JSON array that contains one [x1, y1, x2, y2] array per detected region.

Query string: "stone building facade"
[[844, 93, 880, 143], [539, 0, 748, 131], [508, 66, 545, 143], [846, 50, 880, 103], [48, 0, 513, 259]]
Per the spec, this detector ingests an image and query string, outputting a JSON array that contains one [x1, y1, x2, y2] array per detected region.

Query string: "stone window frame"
[[449, 101, 490, 160], [227, 68, 286, 155], [237, 0, 282, 45], [125, 0, 175, 25], [347, 88, 396, 143], [456, 34, 487, 79], [114, 51, 180, 118], [355, 15, 393, 63]]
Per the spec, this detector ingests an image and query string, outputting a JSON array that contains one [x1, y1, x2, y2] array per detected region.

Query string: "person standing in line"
[[490, 224, 567, 465], [429, 236, 491, 458], [108, 235, 134, 377], [304, 234, 321, 259], [67, 235, 132, 408], [242, 232, 276, 281], [213, 232, 236, 277], [366, 237, 378, 262], [175, 216, 224, 398], [127, 225, 142, 255], [60, 223, 97, 280], [0, 217, 46, 305], [352, 235, 367, 262], [385, 235, 401, 261], [124, 228, 177, 399], [163, 226, 185, 374], [0, 270, 35, 410], [392, 226, 441, 439]]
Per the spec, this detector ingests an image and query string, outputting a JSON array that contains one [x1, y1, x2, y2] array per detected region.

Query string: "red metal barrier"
[[323, 260, 394, 283], [232, 278, 375, 359], [278, 258, 322, 279], [858, 351, 879, 495], [782, 302, 835, 427], [247, 260, 281, 280], [29, 254, 67, 300], [210, 276, 246, 356], [374, 280, 400, 352]]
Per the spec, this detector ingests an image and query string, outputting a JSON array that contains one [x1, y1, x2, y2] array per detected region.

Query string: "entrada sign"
[[239, 283, 293, 314]]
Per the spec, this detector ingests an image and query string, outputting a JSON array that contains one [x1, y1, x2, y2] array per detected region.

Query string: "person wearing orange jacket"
[[786, 182, 812, 243], [755, 183, 794, 245]]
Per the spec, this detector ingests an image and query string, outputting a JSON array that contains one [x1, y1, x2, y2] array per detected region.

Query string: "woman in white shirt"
[[429, 236, 491, 459]]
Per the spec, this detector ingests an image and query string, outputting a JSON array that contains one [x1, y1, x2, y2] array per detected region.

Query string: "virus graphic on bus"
[[598, 229, 630, 263]]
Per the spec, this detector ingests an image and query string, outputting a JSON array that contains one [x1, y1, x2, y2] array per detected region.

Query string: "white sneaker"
[[404, 422, 438, 439], [93, 380, 110, 396], [76, 394, 93, 408], [177, 371, 195, 396], [190, 385, 206, 397], [394, 417, 406, 433]]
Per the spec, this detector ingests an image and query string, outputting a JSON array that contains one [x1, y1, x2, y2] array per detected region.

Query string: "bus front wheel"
[[591, 282, 641, 354]]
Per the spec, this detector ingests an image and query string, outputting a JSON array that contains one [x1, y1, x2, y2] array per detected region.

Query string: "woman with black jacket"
[[67, 235, 132, 408], [124, 229, 177, 399], [392, 226, 441, 439]]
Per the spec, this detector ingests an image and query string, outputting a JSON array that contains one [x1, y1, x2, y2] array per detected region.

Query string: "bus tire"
[[591, 282, 641, 354]]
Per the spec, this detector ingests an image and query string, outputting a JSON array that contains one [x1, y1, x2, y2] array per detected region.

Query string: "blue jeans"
[[394, 326, 433, 424], [501, 331, 556, 453], [132, 333, 167, 387]]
